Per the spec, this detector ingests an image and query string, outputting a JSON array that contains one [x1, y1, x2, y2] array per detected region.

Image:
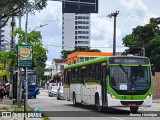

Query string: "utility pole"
[[108, 11, 119, 56], [24, 1, 42, 117], [142, 44, 145, 57]]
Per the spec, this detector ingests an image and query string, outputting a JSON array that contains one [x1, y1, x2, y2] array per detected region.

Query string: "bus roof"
[[64, 56, 149, 70]]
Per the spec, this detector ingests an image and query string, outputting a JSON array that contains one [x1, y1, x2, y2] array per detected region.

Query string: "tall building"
[[62, 13, 91, 51], [0, 18, 14, 51]]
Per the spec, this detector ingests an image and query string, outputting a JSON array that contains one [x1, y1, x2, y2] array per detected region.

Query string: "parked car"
[[48, 86, 59, 97], [57, 86, 64, 100]]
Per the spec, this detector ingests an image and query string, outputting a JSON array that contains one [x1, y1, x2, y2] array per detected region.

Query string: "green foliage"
[[0, 0, 47, 28], [122, 17, 160, 71], [0, 50, 17, 80], [61, 46, 101, 59], [13, 28, 47, 80]]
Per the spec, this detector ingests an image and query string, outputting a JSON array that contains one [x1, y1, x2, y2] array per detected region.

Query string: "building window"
[[79, 57, 84, 62], [60, 65, 64, 71], [85, 57, 89, 61]]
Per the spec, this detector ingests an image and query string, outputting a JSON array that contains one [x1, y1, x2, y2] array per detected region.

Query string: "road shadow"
[[64, 103, 132, 117]]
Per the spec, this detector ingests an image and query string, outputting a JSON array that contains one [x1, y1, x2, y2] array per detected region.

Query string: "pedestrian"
[[3, 84, 6, 99], [0, 85, 5, 102], [6, 85, 10, 99]]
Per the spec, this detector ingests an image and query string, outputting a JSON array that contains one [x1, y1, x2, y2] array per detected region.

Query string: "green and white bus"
[[64, 56, 154, 112]]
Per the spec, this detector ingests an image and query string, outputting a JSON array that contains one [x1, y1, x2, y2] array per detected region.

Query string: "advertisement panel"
[[18, 45, 33, 67]]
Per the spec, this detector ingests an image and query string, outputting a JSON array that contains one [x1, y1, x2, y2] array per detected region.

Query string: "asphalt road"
[[28, 90, 160, 120]]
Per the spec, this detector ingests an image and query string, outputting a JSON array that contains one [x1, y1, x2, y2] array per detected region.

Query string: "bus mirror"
[[151, 65, 155, 76]]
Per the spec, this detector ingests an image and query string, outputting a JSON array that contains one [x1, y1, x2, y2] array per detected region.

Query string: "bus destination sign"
[[109, 57, 149, 64]]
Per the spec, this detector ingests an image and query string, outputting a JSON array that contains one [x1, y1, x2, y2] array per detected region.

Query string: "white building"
[[62, 13, 91, 51], [0, 18, 15, 51], [51, 59, 68, 77], [44, 59, 68, 79]]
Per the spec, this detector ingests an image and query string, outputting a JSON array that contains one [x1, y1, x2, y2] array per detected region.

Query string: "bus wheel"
[[95, 96, 103, 112], [73, 93, 77, 106], [130, 107, 138, 113]]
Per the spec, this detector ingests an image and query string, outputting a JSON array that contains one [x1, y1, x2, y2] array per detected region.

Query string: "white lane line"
[[110, 117, 125, 120]]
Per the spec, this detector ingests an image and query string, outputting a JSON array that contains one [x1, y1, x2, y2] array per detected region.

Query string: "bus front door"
[[101, 65, 107, 105]]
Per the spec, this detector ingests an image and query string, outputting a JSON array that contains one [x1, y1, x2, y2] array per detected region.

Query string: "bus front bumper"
[[107, 94, 152, 107]]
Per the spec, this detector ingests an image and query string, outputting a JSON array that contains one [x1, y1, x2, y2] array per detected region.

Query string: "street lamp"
[[32, 24, 48, 31], [24, 0, 42, 116]]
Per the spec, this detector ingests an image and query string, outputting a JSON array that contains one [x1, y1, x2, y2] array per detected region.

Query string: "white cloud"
[[119, 0, 148, 13], [91, 14, 123, 52], [119, 0, 158, 24]]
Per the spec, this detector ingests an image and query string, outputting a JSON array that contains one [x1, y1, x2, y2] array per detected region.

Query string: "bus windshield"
[[28, 75, 37, 86], [110, 66, 151, 91]]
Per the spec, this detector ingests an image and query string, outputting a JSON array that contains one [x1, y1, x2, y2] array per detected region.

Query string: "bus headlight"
[[110, 93, 117, 99], [146, 93, 152, 99]]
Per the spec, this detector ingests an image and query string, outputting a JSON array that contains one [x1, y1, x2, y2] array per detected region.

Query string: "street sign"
[[18, 45, 33, 67], [62, 0, 98, 13]]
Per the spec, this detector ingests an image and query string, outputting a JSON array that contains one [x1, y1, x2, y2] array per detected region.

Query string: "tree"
[[13, 28, 47, 78], [122, 17, 160, 71], [13, 28, 47, 106], [0, 50, 17, 82], [61, 46, 101, 59], [0, 0, 47, 28]]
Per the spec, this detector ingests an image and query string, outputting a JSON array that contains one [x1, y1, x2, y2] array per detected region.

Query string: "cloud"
[[119, 0, 158, 24], [91, 14, 123, 52], [119, 0, 148, 14]]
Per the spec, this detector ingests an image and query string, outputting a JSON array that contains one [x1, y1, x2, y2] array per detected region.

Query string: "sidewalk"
[[0, 99, 42, 120], [152, 98, 160, 111]]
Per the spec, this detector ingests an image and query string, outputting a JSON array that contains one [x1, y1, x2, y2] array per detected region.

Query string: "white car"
[[57, 86, 64, 100], [48, 86, 59, 97]]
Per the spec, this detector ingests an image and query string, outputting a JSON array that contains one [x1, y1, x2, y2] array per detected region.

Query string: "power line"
[[119, 11, 151, 18], [43, 44, 126, 48]]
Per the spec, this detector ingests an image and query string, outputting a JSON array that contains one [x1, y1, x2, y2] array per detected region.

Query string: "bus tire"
[[73, 93, 77, 106], [130, 106, 138, 113], [95, 94, 103, 112]]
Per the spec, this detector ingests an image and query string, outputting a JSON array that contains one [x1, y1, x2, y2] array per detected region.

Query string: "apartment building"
[[62, 13, 91, 51], [0, 18, 15, 51]]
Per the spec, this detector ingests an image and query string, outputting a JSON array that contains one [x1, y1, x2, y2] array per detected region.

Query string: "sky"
[[19, 0, 160, 65]]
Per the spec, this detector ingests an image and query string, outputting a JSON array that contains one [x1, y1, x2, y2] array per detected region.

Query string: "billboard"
[[18, 45, 33, 67], [62, 0, 98, 13]]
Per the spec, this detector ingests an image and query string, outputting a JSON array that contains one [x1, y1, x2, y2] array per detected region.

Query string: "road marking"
[[111, 117, 125, 120]]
